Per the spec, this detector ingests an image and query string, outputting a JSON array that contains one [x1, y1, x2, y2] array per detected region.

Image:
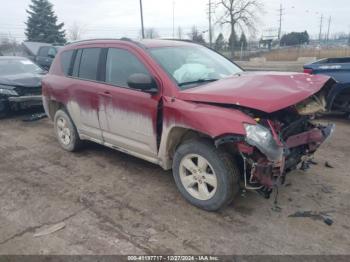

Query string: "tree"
[[239, 32, 248, 50], [217, 0, 262, 58], [25, 0, 66, 44], [280, 31, 310, 46], [188, 26, 206, 45], [68, 22, 86, 41], [214, 33, 225, 51], [144, 28, 159, 39], [228, 30, 239, 51]]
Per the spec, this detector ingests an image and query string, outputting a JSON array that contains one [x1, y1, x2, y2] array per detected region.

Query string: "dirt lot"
[[236, 61, 304, 72], [0, 112, 349, 255]]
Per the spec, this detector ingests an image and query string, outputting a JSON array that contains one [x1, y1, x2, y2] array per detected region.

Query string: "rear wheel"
[[172, 139, 240, 211], [54, 109, 82, 152]]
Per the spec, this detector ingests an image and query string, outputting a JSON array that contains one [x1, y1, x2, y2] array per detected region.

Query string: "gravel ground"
[[0, 111, 349, 255]]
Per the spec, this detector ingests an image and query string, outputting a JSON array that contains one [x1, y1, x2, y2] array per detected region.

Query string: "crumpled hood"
[[177, 72, 331, 113], [0, 73, 43, 89]]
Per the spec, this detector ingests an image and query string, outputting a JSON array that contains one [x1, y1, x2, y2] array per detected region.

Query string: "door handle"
[[99, 91, 112, 97]]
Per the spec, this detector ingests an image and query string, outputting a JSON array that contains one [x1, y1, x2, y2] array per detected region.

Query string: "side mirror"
[[127, 73, 158, 94], [48, 53, 56, 59]]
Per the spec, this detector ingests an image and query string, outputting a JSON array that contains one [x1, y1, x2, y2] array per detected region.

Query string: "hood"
[[0, 73, 43, 89], [177, 72, 331, 113]]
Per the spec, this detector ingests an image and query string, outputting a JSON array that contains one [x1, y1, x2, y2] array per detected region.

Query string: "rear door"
[[67, 47, 104, 142], [97, 47, 161, 159]]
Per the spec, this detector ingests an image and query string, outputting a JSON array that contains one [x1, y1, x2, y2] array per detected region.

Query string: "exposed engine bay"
[[218, 82, 336, 199]]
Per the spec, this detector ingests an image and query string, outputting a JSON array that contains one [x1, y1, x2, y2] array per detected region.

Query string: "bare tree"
[[68, 22, 86, 41], [144, 28, 159, 39], [217, 0, 263, 58], [188, 26, 206, 44], [0, 33, 17, 55]]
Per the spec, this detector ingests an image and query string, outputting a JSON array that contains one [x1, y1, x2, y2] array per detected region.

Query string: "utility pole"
[[319, 14, 324, 44], [326, 16, 332, 44], [208, 0, 214, 48], [172, 1, 175, 38], [139, 0, 145, 39], [278, 4, 284, 40]]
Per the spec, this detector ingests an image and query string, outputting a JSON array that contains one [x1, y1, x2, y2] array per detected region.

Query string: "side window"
[[72, 49, 82, 77], [105, 48, 149, 88], [60, 50, 74, 76], [78, 48, 101, 81], [48, 47, 57, 57], [38, 46, 49, 57]]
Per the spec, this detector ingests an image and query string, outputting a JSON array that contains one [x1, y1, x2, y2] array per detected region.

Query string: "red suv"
[[42, 39, 334, 211]]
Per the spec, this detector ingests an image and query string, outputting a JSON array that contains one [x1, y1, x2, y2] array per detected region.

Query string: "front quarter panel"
[[158, 96, 256, 169]]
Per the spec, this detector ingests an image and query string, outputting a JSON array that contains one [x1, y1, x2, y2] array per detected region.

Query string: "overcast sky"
[[0, 0, 349, 42]]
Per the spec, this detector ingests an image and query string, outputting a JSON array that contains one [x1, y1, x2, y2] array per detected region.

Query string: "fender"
[[157, 96, 256, 169]]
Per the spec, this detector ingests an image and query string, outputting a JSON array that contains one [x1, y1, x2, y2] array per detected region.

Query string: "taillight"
[[304, 68, 313, 74]]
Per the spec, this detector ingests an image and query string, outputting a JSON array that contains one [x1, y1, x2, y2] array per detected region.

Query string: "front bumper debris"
[[240, 123, 335, 192]]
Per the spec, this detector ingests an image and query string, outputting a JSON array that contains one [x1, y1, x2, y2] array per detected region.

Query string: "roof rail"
[[161, 38, 195, 43], [65, 38, 135, 46]]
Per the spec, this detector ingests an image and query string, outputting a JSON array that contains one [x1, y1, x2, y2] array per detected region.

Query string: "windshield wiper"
[[178, 78, 219, 87]]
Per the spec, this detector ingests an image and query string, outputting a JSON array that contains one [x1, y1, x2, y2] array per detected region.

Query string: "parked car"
[[35, 46, 61, 70], [0, 56, 46, 118], [304, 57, 350, 116], [43, 39, 335, 211]]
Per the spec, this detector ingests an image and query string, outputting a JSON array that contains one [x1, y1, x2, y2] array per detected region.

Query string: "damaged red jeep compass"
[[42, 39, 335, 211]]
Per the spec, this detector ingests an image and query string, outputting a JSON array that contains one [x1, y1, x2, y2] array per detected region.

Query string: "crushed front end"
[[234, 88, 335, 198]]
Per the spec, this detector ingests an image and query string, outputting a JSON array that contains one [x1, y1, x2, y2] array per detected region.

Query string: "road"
[[0, 112, 349, 255]]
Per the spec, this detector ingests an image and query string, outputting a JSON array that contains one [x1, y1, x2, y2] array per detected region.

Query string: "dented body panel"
[[178, 72, 331, 113]]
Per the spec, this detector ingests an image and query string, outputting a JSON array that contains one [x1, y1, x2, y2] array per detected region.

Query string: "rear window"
[[78, 48, 101, 81], [60, 50, 74, 76]]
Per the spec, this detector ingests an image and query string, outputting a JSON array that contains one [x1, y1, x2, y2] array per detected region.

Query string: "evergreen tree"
[[25, 0, 66, 44], [228, 31, 239, 51], [214, 33, 225, 51], [239, 32, 248, 50]]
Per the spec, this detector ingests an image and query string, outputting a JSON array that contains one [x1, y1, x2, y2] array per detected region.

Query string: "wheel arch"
[[158, 125, 245, 170], [45, 99, 66, 120]]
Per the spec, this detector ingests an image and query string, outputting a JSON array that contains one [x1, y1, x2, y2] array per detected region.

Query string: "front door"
[[98, 47, 160, 159]]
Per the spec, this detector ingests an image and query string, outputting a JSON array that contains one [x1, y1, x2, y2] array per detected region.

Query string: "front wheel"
[[172, 139, 240, 211]]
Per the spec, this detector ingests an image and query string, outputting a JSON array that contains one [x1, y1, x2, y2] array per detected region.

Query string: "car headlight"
[[244, 124, 284, 161], [0, 88, 18, 96]]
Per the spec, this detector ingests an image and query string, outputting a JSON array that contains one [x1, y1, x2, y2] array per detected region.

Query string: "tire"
[[54, 109, 82, 152], [172, 139, 240, 211]]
